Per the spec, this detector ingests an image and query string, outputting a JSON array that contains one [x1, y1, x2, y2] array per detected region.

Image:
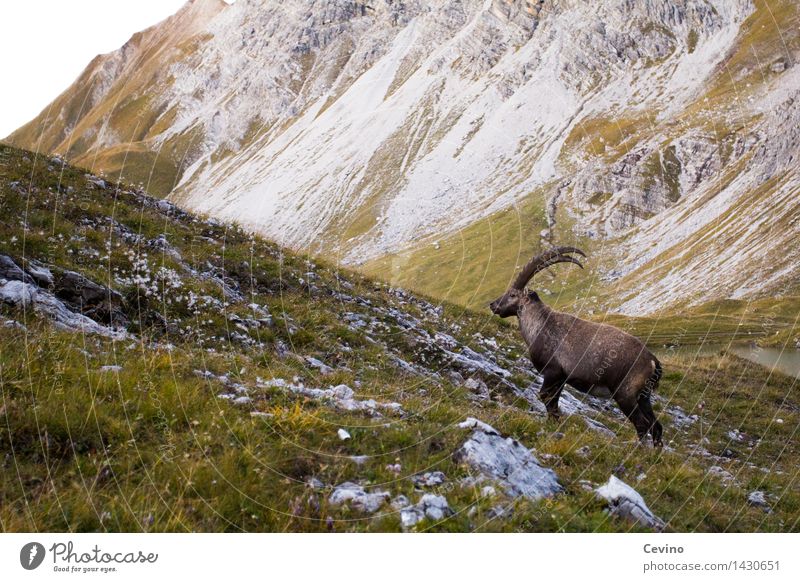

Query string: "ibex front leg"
[[539, 371, 566, 419]]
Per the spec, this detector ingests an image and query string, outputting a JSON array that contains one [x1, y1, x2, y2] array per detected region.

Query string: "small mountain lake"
[[655, 343, 800, 379]]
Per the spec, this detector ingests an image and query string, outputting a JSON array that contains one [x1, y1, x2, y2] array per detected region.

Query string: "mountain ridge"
[[5, 0, 799, 314]]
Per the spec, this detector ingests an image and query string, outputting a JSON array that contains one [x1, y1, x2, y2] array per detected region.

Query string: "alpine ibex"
[[489, 247, 663, 446]]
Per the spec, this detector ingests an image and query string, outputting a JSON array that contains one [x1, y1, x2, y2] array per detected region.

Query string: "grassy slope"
[[1, 144, 798, 532], [4, 4, 224, 199]]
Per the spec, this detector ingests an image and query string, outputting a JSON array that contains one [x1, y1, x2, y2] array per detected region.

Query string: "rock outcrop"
[[456, 417, 562, 500]]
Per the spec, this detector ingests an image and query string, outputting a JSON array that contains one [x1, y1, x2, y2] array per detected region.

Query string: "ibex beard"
[[490, 246, 664, 447]]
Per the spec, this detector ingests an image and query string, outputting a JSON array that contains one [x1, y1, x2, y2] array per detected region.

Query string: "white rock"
[[747, 490, 772, 513], [0, 280, 37, 307], [464, 376, 490, 400], [337, 428, 351, 441], [250, 411, 273, 419], [595, 476, 665, 530], [329, 482, 389, 514], [419, 494, 451, 520], [399, 493, 453, 529], [400, 506, 424, 529], [25, 262, 54, 287], [391, 495, 411, 510], [458, 417, 500, 435], [707, 466, 736, 484], [457, 418, 561, 500], [305, 356, 334, 375], [411, 471, 446, 488]]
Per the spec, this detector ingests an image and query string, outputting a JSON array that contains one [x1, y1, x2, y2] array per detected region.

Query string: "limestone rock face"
[[8, 0, 799, 314]]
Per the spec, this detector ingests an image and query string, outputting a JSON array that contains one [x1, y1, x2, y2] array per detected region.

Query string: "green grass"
[[363, 189, 553, 310], [1, 144, 798, 532]]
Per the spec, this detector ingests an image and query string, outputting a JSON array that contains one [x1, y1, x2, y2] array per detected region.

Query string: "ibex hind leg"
[[614, 390, 654, 445], [637, 392, 663, 447], [539, 372, 566, 420]]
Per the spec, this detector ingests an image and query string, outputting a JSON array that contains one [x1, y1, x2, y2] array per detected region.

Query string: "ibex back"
[[489, 246, 663, 447]]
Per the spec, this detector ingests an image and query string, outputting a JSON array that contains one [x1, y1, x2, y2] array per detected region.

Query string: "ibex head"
[[489, 246, 586, 318]]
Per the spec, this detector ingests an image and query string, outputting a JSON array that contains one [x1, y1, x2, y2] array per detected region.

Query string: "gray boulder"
[[411, 471, 446, 488], [400, 493, 453, 529], [456, 417, 562, 500], [0, 255, 33, 284], [595, 475, 665, 530], [0, 280, 37, 307], [747, 490, 772, 513], [55, 270, 122, 307], [25, 262, 54, 287], [328, 482, 389, 514]]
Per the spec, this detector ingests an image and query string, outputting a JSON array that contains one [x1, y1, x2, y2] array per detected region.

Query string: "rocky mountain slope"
[[2, 144, 799, 532], [5, 0, 800, 313]]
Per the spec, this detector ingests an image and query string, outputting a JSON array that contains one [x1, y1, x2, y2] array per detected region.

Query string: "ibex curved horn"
[[511, 246, 586, 290]]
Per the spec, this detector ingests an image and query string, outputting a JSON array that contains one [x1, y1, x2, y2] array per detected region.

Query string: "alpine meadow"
[[1, 0, 799, 534]]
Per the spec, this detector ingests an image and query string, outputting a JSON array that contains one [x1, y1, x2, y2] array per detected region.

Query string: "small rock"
[[305, 356, 334, 375], [411, 471, 446, 488], [25, 261, 54, 287], [99, 365, 122, 372], [157, 199, 176, 213], [487, 504, 511, 519], [727, 429, 746, 443], [391, 495, 411, 510], [747, 490, 772, 513], [55, 270, 122, 307], [400, 493, 453, 528], [337, 428, 351, 441], [464, 376, 490, 400], [707, 466, 736, 484], [0, 255, 34, 284], [595, 475, 665, 531], [770, 60, 787, 73], [250, 411, 273, 419], [1, 318, 26, 331], [0, 280, 37, 307], [481, 485, 497, 498], [400, 505, 424, 529], [584, 417, 616, 437], [420, 494, 451, 520], [329, 482, 389, 514], [458, 417, 499, 435]]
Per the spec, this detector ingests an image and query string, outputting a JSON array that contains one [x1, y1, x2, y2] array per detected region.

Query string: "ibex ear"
[[528, 291, 540, 302]]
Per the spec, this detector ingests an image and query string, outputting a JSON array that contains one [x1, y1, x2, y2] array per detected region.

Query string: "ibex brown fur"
[[490, 247, 663, 446]]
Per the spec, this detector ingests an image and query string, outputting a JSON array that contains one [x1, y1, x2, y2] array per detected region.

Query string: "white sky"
[[0, 1, 211, 138]]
